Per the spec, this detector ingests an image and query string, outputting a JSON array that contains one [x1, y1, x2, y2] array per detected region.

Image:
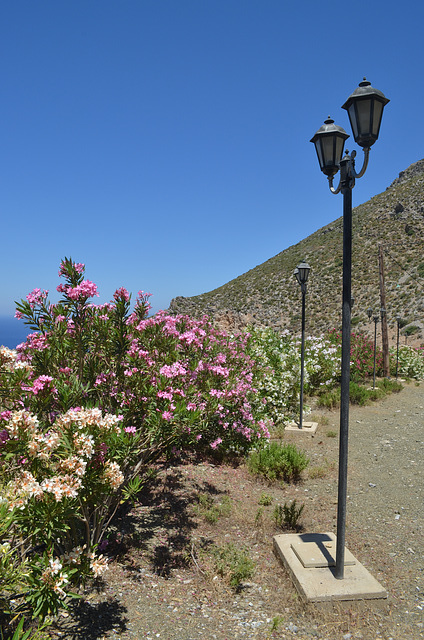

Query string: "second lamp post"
[[294, 260, 311, 429]]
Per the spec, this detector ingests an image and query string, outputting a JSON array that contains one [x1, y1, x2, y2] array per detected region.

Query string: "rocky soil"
[[49, 381, 424, 640]]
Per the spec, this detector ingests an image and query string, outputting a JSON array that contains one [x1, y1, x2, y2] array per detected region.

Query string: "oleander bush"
[[390, 344, 424, 379], [327, 328, 383, 382], [247, 327, 340, 426], [0, 258, 270, 627]]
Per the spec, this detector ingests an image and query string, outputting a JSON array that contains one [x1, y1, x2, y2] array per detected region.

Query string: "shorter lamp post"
[[396, 316, 401, 379], [293, 260, 311, 429], [367, 307, 373, 322], [372, 314, 379, 389]]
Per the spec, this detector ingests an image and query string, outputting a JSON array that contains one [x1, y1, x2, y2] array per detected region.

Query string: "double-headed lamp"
[[311, 79, 389, 177]]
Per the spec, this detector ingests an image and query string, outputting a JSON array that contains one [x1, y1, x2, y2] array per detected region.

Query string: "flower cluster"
[[247, 327, 341, 426], [390, 344, 424, 379]]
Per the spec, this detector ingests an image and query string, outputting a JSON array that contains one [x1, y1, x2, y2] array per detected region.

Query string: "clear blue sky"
[[1, 0, 422, 318]]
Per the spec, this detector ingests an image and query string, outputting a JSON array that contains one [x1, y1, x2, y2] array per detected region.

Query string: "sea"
[[0, 316, 32, 349]]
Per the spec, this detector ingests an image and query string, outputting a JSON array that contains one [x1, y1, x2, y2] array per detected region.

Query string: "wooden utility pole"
[[379, 244, 390, 377]]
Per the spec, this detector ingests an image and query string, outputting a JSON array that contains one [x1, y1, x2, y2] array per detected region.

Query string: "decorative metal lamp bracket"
[[328, 147, 370, 194]]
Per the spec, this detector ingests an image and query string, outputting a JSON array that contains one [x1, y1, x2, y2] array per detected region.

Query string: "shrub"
[[317, 380, 400, 409], [273, 500, 304, 530], [258, 493, 273, 506], [246, 327, 340, 426], [327, 328, 383, 382], [194, 493, 232, 524], [213, 542, 255, 590], [349, 381, 375, 405], [316, 387, 340, 409], [390, 345, 424, 379], [0, 258, 271, 623], [247, 442, 309, 482], [246, 327, 300, 426], [403, 324, 420, 337]]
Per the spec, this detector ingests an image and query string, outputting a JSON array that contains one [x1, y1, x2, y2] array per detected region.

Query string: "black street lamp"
[[311, 78, 389, 579], [293, 260, 311, 429], [372, 314, 380, 390], [396, 316, 402, 379]]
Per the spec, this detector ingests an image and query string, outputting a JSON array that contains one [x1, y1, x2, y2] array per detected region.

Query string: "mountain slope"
[[169, 159, 424, 338]]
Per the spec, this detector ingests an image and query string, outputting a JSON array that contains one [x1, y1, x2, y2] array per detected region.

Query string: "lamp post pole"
[[373, 315, 379, 390], [311, 79, 389, 579], [294, 261, 311, 429], [396, 316, 401, 379]]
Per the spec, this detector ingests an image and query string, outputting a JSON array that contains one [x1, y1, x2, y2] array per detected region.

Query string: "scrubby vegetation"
[[1, 257, 424, 636]]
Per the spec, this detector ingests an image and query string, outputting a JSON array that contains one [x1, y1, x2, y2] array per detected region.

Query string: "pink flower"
[[59, 367, 72, 374], [124, 426, 136, 434], [157, 390, 173, 400], [113, 287, 130, 302], [159, 362, 187, 378], [67, 280, 99, 300], [210, 438, 222, 449], [59, 261, 85, 276], [26, 288, 48, 307], [162, 411, 173, 421], [31, 375, 53, 395]]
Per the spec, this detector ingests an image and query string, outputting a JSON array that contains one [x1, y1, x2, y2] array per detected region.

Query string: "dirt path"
[[50, 382, 424, 640]]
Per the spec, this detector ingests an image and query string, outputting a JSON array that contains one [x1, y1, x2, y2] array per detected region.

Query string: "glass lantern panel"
[[348, 104, 358, 138], [335, 136, 345, 164], [372, 100, 383, 136], [315, 139, 324, 169], [356, 99, 372, 136], [298, 267, 310, 283], [321, 136, 336, 167]]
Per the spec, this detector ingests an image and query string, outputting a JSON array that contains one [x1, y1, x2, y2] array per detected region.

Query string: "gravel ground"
[[49, 381, 424, 640]]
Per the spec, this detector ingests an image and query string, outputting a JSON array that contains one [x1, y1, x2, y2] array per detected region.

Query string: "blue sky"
[[1, 0, 422, 319]]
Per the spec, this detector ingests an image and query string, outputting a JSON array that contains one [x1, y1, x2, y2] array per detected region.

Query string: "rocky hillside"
[[168, 159, 424, 340]]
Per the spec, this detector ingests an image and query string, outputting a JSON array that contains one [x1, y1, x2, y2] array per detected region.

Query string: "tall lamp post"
[[311, 79, 389, 579], [293, 260, 311, 429], [372, 314, 380, 390], [396, 316, 402, 379]]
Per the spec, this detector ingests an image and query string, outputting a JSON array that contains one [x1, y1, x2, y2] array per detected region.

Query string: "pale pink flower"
[[89, 552, 109, 577], [210, 438, 223, 450], [124, 426, 136, 434], [26, 288, 48, 307], [103, 461, 124, 489], [67, 280, 99, 300]]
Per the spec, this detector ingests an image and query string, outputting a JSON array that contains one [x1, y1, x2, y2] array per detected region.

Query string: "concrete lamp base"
[[285, 421, 318, 434], [273, 532, 387, 603]]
